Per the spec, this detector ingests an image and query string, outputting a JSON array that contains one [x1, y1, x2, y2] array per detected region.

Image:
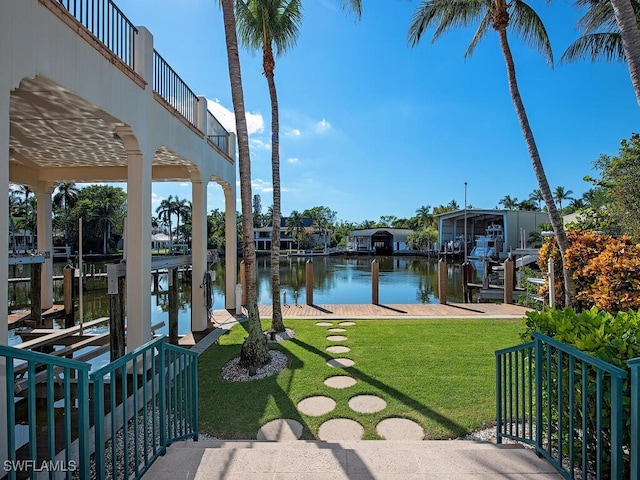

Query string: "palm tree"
[[499, 195, 519, 210], [529, 188, 544, 210], [415, 205, 432, 228], [236, 0, 302, 334], [561, 0, 640, 105], [553, 186, 574, 212], [286, 210, 306, 250], [53, 182, 78, 244], [610, 0, 640, 105], [220, 0, 271, 368], [173, 197, 191, 243], [156, 195, 176, 244], [409, 0, 576, 305]]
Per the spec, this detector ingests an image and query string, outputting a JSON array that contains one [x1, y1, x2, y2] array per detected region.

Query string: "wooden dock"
[[8, 305, 65, 328], [253, 302, 531, 319]]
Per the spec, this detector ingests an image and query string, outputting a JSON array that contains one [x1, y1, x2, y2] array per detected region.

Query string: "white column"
[[34, 182, 55, 309], [0, 86, 10, 470], [126, 151, 152, 351], [224, 183, 237, 310], [191, 179, 208, 331]]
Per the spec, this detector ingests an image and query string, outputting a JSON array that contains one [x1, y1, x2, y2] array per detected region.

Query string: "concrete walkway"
[[143, 439, 562, 479]]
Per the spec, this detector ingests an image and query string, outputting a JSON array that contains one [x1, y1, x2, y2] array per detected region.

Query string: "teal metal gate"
[[0, 335, 198, 480], [496, 333, 627, 479]]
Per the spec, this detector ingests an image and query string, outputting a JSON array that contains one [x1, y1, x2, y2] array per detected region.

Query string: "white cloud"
[[178, 182, 189, 187], [315, 118, 331, 134], [284, 128, 301, 137], [251, 138, 272, 151], [251, 178, 273, 194], [287, 157, 300, 164], [206, 98, 264, 135]]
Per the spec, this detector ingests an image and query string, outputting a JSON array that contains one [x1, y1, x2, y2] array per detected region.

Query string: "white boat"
[[468, 224, 504, 260]]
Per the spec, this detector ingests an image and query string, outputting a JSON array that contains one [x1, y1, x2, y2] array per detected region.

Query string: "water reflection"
[[8, 256, 478, 334]]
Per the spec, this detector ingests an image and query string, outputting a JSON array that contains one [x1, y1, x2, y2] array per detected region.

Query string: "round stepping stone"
[[324, 376, 357, 389], [326, 345, 350, 354], [328, 328, 346, 333], [339, 322, 356, 326], [327, 358, 354, 368], [326, 335, 347, 341], [376, 418, 424, 440], [257, 419, 303, 441], [316, 322, 333, 327], [348, 395, 387, 413], [318, 418, 364, 441], [297, 396, 336, 416]]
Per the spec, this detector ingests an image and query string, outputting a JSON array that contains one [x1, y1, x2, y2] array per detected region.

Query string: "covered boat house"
[[436, 209, 550, 259]]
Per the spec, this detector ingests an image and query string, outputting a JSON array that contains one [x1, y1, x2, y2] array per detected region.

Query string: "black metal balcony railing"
[[56, 0, 137, 70], [207, 110, 230, 153], [53, 0, 231, 156], [153, 50, 198, 127]]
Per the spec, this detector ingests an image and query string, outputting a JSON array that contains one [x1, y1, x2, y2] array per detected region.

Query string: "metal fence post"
[[629, 359, 640, 480]]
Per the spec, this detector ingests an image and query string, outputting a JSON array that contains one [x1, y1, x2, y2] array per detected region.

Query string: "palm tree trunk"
[[611, 0, 640, 106], [265, 45, 285, 333], [220, 0, 270, 367], [497, 26, 576, 306]]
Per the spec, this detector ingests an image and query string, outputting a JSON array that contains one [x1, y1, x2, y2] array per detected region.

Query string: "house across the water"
[[346, 228, 413, 255]]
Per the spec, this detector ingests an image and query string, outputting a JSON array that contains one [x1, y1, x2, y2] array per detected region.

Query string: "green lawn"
[[197, 318, 523, 440]]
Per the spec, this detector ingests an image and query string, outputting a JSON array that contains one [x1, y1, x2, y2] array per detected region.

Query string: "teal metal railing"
[[497, 333, 627, 479], [0, 336, 197, 480], [0, 344, 91, 480], [91, 336, 198, 479]]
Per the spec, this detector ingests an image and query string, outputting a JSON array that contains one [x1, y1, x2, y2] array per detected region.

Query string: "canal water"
[[8, 255, 481, 337]]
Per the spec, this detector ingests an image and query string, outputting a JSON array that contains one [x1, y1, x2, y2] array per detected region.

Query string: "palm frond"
[[235, 0, 302, 58], [273, 0, 302, 56], [575, 0, 640, 33], [408, 0, 487, 47], [510, 0, 554, 66], [341, 0, 362, 19], [560, 32, 626, 63], [235, 0, 264, 52], [464, 11, 492, 58]]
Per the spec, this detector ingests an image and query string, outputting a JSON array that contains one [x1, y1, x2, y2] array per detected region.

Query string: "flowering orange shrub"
[[538, 230, 640, 313], [538, 236, 564, 306]]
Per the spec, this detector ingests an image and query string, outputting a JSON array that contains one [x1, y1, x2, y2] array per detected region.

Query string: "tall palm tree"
[[286, 210, 305, 250], [415, 205, 432, 228], [499, 195, 519, 210], [561, 0, 640, 104], [53, 182, 78, 244], [553, 186, 574, 212], [409, 0, 576, 306], [529, 188, 544, 210], [220, 0, 271, 368], [610, 0, 640, 105], [173, 197, 191, 243], [236, 0, 302, 334], [156, 195, 176, 244]]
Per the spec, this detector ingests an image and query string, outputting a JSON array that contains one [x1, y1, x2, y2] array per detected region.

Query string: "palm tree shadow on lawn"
[[200, 336, 313, 440]]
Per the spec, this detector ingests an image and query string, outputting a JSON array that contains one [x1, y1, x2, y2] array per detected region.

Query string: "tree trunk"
[[497, 26, 576, 306], [265, 45, 285, 333], [611, 0, 640, 106], [220, 0, 270, 367]]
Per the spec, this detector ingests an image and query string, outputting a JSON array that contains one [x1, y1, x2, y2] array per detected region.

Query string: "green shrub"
[[522, 307, 640, 477]]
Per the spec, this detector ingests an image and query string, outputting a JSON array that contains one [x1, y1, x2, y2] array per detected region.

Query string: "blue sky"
[[113, 0, 638, 224]]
